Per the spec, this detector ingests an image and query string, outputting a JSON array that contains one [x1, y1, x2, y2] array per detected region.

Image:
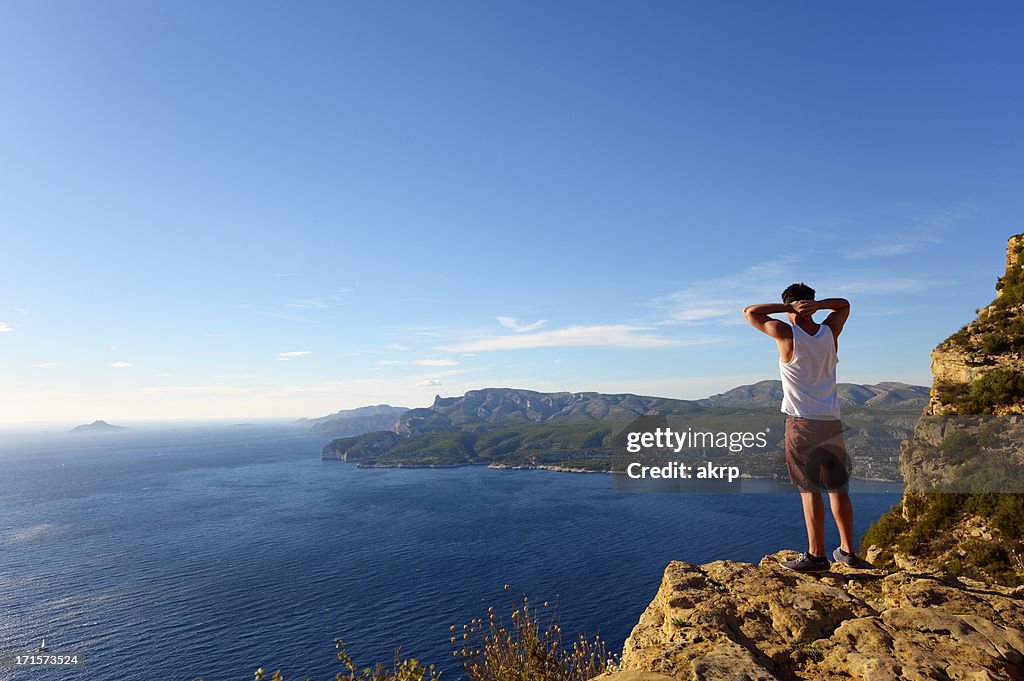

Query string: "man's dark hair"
[[781, 282, 815, 304]]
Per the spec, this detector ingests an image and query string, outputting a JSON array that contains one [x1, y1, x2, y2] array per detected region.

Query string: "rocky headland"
[[598, 234, 1024, 680]]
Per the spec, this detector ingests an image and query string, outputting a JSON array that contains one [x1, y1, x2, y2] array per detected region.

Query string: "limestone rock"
[[613, 552, 1024, 680], [591, 673, 676, 681]]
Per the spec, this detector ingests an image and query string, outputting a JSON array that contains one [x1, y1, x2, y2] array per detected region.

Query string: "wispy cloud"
[[285, 288, 352, 309], [497, 316, 548, 333], [0, 322, 11, 333], [417, 379, 442, 386], [442, 324, 697, 352], [13, 307, 30, 315], [31, 362, 59, 368], [649, 260, 800, 326], [287, 299, 329, 309], [388, 343, 410, 352], [828, 278, 937, 294], [845, 232, 942, 259], [111, 361, 134, 368], [278, 351, 312, 361], [842, 206, 974, 259], [379, 358, 458, 367], [239, 288, 352, 321], [142, 385, 252, 395]]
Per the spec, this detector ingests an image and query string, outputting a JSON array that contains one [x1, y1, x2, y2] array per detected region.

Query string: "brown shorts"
[[785, 417, 851, 492]]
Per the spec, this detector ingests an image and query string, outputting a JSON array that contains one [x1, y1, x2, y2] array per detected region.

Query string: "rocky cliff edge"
[[596, 552, 1024, 681]]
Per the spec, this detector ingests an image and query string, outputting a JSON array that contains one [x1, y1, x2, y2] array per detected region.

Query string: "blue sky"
[[1, 1, 1022, 423]]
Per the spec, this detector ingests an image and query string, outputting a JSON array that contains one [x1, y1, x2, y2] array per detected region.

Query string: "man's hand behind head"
[[791, 299, 816, 319]]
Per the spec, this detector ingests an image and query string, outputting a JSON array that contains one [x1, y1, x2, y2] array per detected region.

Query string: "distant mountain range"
[[697, 380, 929, 408], [316, 382, 928, 481], [71, 420, 128, 433], [306, 381, 926, 438]]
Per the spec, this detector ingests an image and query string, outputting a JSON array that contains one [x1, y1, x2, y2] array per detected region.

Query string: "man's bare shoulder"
[[773, 320, 794, 337]]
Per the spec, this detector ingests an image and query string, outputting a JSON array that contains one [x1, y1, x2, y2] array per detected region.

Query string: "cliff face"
[[597, 553, 1024, 681], [862, 234, 1024, 587], [927, 233, 1024, 416]]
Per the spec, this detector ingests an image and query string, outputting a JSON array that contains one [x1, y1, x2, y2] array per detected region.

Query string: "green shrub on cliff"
[[859, 503, 907, 555], [969, 369, 1024, 408], [942, 369, 1024, 414], [862, 493, 1024, 586]]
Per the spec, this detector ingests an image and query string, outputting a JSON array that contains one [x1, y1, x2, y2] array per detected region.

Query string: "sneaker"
[[832, 547, 870, 569], [780, 552, 830, 572]]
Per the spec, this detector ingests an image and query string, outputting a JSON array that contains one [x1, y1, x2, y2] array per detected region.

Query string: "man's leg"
[[800, 491, 826, 557], [828, 491, 855, 554]]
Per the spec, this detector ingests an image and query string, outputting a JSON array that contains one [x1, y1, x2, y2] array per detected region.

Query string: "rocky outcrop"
[[321, 431, 400, 461], [927, 234, 1024, 416], [597, 553, 1024, 681], [862, 234, 1024, 587]]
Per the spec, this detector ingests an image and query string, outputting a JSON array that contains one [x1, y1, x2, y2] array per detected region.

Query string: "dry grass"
[[236, 592, 612, 681], [248, 639, 440, 681], [452, 589, 615, 681]]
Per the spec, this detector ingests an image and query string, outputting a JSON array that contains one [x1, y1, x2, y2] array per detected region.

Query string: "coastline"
[[323, 456, 903, 484]]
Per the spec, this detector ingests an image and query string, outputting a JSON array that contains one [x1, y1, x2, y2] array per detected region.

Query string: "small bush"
[[982, 333, 1011, 355], [455, 593, 614, 681], [970, 369, 1024, 408], [961, 540, 1022, 586], [939, 430, 978, 460], [947, 370, 1024, 413], [976, 423, 1001, 448], [965, 494, 1024, 538], [860, 504, 908, 566], [242, 595, 613, 681]]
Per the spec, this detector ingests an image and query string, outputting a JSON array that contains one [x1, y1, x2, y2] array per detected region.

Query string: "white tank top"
[[779, 323, 840, 419]]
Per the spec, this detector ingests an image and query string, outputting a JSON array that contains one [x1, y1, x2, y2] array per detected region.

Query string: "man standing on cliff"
[[744, 284, 866, 571]]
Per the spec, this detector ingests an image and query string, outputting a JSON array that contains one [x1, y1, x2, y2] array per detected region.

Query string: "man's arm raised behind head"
[[814, 298, 851, 338], [743, 302, 793, 340]]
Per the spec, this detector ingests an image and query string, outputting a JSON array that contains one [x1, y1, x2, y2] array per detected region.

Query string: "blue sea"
[[0, 424, 901, 680]]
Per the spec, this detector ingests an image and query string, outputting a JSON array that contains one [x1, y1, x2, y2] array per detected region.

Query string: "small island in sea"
[[70, 420, 129, 433]]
